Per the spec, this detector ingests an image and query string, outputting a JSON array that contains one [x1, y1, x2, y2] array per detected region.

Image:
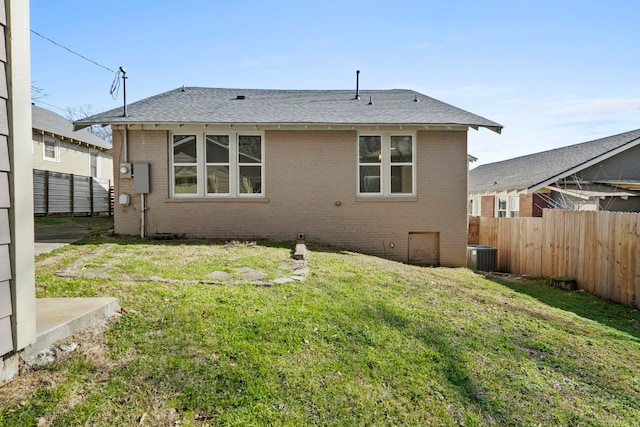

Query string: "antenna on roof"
[[119, 66, 128, 117], [354, 70, 361, 100]]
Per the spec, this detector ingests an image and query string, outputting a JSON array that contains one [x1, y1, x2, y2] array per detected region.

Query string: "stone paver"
[[208, 271, 232, 280], [241, 270, 268, 280]]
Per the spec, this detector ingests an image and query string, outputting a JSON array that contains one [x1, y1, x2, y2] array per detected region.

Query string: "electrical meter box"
[[133, 162, 150, 194]]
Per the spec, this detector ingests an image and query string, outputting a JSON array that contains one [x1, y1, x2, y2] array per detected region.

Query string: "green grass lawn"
[[2, 236, 639, 426]]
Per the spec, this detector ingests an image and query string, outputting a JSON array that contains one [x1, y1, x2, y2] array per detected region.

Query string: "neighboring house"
[[75, 87, 501, 266], [468, 129, 640, 217], [32, 105, 112, 180], [1, 0, 36, 384]]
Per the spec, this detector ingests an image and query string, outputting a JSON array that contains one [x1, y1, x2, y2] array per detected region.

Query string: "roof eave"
[[77, 120, 501, 133], [525, 135, 640, 194]]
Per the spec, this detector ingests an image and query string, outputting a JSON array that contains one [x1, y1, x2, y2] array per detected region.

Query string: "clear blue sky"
[[29, 0, 640, 165]]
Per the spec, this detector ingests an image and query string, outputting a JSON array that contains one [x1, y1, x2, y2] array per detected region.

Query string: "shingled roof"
[[32, 105, 111, 150], [469, 128, 640, 194], [73, 87, 502, 132]]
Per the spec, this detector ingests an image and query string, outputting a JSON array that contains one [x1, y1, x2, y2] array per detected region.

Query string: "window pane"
[[359, 136, 381, 163], [239, 166, 261, 194], [90, 152, 98, 177], [44, 140, 56, 159], [391, 165, 412, 193], [206, 135, 230, 163], [207, 166, 230, 194], [174, 166, 197, 194], [173, 135, 197, 163], [360, 166, 380, 193], [239, 135, 261, 163], [390, 136, 412, 163]]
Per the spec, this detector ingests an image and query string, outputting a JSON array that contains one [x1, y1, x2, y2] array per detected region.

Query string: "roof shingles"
[[32, 105, 111, 150], [469, 129, 640, 193], [74, 87, 502, 132]]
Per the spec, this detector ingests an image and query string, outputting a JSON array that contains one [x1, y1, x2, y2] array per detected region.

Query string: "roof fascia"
[[525, 136, 640, 194], [109, 123, 474, 132]]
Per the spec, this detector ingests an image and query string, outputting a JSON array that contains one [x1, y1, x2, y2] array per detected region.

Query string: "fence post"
[[90, 177, 95, 216], [44, 170, 49, 216], [70, 174, 74, 217]]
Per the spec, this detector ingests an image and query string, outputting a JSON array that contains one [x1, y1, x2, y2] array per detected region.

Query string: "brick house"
[[468, 129, 640, 217], [76, 87, 501, 266]]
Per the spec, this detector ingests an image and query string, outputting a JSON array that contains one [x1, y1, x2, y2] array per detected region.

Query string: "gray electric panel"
[[133, 162, 150, 194]]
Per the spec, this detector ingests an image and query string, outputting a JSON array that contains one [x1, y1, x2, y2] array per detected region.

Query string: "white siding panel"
[[0, 280, 9, 317], [0, 244, 10, 283], [0, 316, 12, 356], [0, 172, 8, 208], [0, 209, 8, 244]]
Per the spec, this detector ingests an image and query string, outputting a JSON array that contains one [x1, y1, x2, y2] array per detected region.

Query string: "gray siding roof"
[[469, 129, 640, 193], [32, 105, 111, 150], [74, 87, 502, 131]]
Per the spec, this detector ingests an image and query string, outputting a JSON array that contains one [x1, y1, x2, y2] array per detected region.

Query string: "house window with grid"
[[90, 151, 98, 177], [497, 197, 507, 217], [358, 133, 414, 196], [509, 196, 520, 217], [43, 138, 59, 162], [172, 132, 263, 197]]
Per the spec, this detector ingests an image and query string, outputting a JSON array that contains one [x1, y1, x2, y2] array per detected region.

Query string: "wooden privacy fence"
[[33, 169, 112, 216], [474, 210, 640, 309]]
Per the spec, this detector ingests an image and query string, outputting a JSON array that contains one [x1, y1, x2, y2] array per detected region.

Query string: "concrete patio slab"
[[22, 297, 120, 358]]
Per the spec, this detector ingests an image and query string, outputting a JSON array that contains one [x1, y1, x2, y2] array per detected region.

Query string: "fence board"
[[32, 169, 111, 216], [473, 210, 640, 309], [633, 214, 640, 308]]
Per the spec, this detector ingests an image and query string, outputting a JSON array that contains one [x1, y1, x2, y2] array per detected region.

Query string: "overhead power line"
[[30, 29, 116, 73]]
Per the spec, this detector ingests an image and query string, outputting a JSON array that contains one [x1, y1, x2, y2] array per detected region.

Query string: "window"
[[90, 151, 98, 177], [43, 138, 59, 161], [509, 196, 520, 217], [171, 132, 263, 197], [358, 133, 414, 196], [497, 197, 507, 217]]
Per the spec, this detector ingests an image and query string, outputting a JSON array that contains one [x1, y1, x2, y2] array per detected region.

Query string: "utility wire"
[[30, 29, 116, 73], [34, 99, 68, 113]]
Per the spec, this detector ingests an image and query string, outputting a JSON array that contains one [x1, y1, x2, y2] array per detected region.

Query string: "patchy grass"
[[1, 237, 640, 426]]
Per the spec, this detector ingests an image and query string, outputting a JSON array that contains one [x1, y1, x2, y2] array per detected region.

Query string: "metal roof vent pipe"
[[354, 70, 361, 100], [368, 96, 374, 106], [119, 66, 127, 117]]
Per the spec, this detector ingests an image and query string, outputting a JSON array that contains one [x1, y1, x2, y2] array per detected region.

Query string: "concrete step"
[[22, 297, 120, 358]]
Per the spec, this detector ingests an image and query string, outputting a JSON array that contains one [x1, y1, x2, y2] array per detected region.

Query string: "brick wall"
[[481, 195, 495, 217], [112, 128, 469, 267], [519, 193, 549, 217]]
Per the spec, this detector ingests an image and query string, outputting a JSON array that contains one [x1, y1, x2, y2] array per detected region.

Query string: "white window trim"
[[357, 131, 416, 197], [43, 138, 60, 162], [170, 130, 264, 198]]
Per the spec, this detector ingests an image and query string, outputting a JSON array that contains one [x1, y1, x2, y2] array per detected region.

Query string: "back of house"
[[76, 87, 501, 266]]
